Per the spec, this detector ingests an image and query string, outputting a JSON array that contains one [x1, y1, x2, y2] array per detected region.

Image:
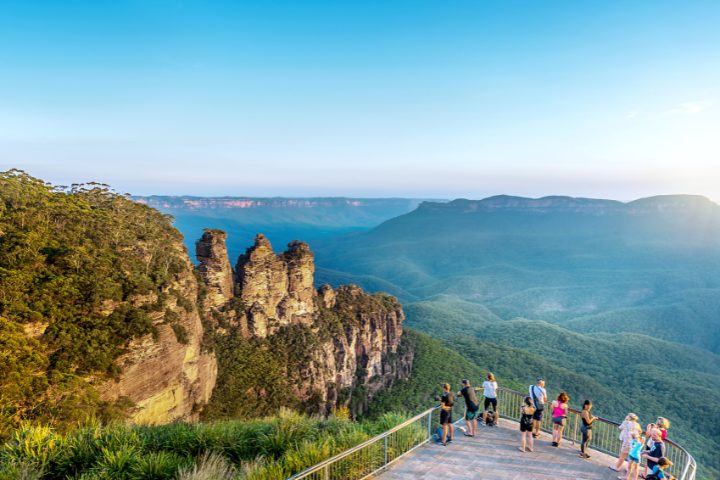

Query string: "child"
[[646, 457, 675, 480], [620, 437, 643, 480], [519, 396, 536, 452]]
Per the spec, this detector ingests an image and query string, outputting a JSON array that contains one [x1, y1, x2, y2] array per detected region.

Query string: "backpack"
[[530, 385, 545, 411]]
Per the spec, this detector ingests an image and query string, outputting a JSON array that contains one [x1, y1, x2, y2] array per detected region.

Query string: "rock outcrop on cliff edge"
[[100, 244, 218, 424], [196, 230, 413, 415]]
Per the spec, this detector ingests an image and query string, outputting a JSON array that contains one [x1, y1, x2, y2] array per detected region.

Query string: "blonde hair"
[[442, 383, 451, 391], [487, 372, 495, 381]]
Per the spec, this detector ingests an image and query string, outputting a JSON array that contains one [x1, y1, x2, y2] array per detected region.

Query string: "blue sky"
[[1, 0, 719, 199]]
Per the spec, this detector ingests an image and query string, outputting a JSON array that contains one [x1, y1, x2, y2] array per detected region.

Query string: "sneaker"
[[551, 442, 558, 447]]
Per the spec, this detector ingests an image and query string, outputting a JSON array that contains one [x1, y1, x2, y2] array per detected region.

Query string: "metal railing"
[[287, 406, 440, 480], [287, 386, 697, 480], [494, 387, 697, 480]]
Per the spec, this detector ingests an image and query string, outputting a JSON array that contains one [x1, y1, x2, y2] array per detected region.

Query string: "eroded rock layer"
[[101, 245, 217, 424], [197, 231, 413, 414]]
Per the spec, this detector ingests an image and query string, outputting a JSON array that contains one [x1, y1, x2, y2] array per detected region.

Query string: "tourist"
[[528, 378, 547, 438], [621, 436, 643, 480], [482, 372, 499, 427], [519, 395, 536, 452], [646, 457, 675, 480], [656, 417, 670, 440], [550, 392, 569, 447], [611, 413, 641, 472], [438, 383, 455, 446], [457, 379, 480, 437], [579, 399, 597, 458], [642, 428, 667, 475]]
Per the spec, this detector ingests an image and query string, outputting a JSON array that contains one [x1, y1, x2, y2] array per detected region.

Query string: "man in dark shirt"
[[457, 379, 480, 437], [438, 383, 455, 446], [642, 429, 667, 474]]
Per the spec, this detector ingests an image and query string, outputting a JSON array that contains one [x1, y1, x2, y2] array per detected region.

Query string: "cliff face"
[[100, 245, 217, 424], [197, 231, 412, 414]]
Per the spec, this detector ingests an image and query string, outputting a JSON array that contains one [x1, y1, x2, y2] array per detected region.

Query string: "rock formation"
[[235, 234, 316, 337], [197, 232, 413, 414], [101, 244, 217, 424], [196, 229, 234, 309]]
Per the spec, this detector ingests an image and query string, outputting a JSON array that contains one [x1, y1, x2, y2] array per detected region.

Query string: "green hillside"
[[311, 196, 720, 478]]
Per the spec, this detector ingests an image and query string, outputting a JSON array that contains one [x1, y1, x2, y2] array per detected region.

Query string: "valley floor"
[[379, 419, 622, 480]]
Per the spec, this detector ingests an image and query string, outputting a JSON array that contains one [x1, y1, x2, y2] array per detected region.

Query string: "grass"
[[0, 409, 415, 480]]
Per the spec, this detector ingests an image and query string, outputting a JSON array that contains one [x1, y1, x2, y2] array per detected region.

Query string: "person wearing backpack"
[[437, 383, 455, 446], [519, 396, 536, 452], [528, 378, 547, 438]]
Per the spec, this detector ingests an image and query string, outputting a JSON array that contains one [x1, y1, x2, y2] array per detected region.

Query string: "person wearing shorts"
[[519, 396, 536, 452], [550, 392, 569, 447], [482, 372, 499, 426], [438, 383, 455, 446], [529, 378, 547, 438], [458, 379, 480, 437], [612, 413, 641, 473]]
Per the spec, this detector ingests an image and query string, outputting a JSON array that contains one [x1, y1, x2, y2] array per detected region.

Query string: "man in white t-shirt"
[[528, 378, 547, 438]]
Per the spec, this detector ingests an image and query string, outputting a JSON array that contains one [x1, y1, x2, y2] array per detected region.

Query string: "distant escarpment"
[[197, 230, 412, 419], [0, 170, 216, 435]]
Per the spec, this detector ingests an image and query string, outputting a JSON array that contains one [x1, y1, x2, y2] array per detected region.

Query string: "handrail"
[[287, 406, 440, 479], [491, 387, 697, 480], [286, 386, 697, 480]]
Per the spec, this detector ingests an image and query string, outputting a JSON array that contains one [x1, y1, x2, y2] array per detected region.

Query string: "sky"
[[1, 0, 719, 200]]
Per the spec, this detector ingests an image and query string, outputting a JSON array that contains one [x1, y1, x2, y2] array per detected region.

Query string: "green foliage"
[[0, 170, 189, 435], [0, 410, 408, 479], [201, 333, 300, 421]]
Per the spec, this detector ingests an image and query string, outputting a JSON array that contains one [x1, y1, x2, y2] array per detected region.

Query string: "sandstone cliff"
[[100, 244, 217, 424], [197, 230, 413, 415]]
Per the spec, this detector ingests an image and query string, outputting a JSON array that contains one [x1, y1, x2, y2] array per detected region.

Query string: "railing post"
[[323, 464, 329, 480], [384, 435, 388, 466], [427, 411, 432, 440], [572, 413, 579, 446]]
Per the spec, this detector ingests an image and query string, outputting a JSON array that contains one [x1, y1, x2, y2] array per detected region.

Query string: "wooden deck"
[[378, 419, 623, 480]]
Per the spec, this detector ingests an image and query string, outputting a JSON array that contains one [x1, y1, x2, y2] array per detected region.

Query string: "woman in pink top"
[[550, 392, 569, 447]]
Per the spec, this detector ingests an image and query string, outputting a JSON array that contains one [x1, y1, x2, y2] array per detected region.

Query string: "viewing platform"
[[380, 418, 618, 479], [289, 387, 696, 480]]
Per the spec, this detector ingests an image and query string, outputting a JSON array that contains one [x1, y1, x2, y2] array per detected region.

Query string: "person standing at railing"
[[579, 400, 598, 459], [482, 372, 499, 427], [519, 396, 536, 452], [529, 378, 547, 438], [611, 413, 641, 473], [642, 429, 667, 477], [457, 379, 480, 437], [550, 392, 569, 447], [437, 383, 455, 446]]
